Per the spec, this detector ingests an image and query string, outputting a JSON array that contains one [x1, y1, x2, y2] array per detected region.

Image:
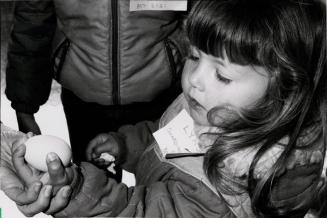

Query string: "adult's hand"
[[0, 135, 75, 216], [16, 111, 41, 135]]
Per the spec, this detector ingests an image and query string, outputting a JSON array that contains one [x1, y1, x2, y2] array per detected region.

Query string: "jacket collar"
[[158, 94, 285, 178]]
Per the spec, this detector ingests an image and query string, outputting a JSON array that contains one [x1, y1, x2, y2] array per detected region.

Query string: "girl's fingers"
[[93, 144, 113, 156], [94, 158, 105, 164], [17, 185, 53, 217], [86, 133, 110, 161], [5, 181, 42, 205], [93, 136, 118, 157], [45, 186, 72, 215]]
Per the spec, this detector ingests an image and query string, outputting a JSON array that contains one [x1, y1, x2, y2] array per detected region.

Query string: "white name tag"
[[153, 110, 201, 156], [130, 0, 187, 11]]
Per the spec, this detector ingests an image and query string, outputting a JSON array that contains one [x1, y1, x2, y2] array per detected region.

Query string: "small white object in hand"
[[100, 153, 116, 174], [100, 152, 115, 162], [25, 135, 72, 172]]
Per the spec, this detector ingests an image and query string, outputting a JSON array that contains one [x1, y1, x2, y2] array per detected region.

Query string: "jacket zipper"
[[112, 0, 119, 104]]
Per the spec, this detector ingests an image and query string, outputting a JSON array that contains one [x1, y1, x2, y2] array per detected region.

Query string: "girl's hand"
[[86, 133, 122, 168]]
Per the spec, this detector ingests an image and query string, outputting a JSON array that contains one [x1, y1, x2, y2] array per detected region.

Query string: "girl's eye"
[[216, 71, 232, 84]]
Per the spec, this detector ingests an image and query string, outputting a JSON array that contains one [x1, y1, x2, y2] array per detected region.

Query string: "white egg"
[[24, 135, 72, 172]]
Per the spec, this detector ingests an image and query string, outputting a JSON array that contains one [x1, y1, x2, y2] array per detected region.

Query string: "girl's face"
[[182, 46, 270, 126]]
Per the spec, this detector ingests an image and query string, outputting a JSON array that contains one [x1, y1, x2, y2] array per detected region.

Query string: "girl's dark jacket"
[[1, 94, 326, 217], [5, 0, 188, 114]]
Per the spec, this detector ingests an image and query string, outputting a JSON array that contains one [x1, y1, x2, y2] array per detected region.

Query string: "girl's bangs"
[[186, 1, 275, 68]]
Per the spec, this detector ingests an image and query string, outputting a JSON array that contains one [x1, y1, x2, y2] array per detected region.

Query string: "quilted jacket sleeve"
[[113, 120, 159, 173], [55, 120, 158, 217], [55, 121, 236, 217], [56, 160, 236, 218], [5, 0, 56, 114]]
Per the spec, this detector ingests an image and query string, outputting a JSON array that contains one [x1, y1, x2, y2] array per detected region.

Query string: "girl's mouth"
[[188, 96, 203, 110]]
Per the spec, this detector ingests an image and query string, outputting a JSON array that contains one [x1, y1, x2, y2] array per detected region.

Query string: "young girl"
[[1, 0, 326, 217]]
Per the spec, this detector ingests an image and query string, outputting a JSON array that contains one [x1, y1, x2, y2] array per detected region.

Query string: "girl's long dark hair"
[[186, 0, 326, 217]]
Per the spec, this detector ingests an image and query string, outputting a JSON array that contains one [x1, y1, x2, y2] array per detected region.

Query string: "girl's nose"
[[189, 62, 205, 91]]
